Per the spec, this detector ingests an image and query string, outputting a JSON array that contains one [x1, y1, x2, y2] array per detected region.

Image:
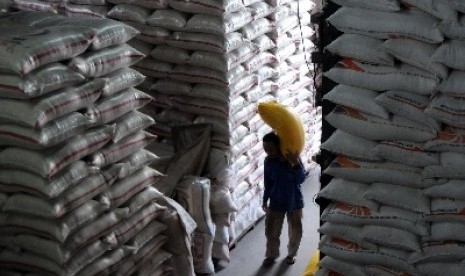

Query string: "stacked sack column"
[[0, 13, 179, 275], [313, 0, 465, 274], [266, 0, 320, 170]]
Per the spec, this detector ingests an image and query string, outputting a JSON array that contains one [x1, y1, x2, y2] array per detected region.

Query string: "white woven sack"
[[190, 45, 258, 72], [325, 106, 437, 143], [374, 141, 439, 167], [107, 0, 167, 8], [363, 225, 421, 252], [231, 134, 258, 160], [415, 261, 465, 276], [287, 0, 316, 14], [318, 178, 380, 210], [212, 241, 230, 262], [383, 38, 448, 78], [426, 197, 465, 222], [0, 10, 63, 25], [0, 243, 120, 276], [329, 0, 400, 11], [176, 177, 215, 236], [319, 256, 369, 276], [12, 0, 58, 12], [0, 161, 97, 199], [168, 0, 244, 16], [321, 130, 381, 161], [253, 34, 276, 51], [326, 34, 394, 66], [318, 223, 378, 250], [324, 84, 388, 119], [249, 2, 273, 19], [185, 11, 252, 35], [76, 246, 134, 276], [0, 126, 113, 178], [129, 221, 167, 254], [112, 202, 165, 247], [88, 131, 156, 168], [64, 3, 110, 18], [425, 93, 465, 128], [127, 39, 153, 56], [0, 112, 92, 150], [116, 235, 168, 276], [34, 17, 139, 50], [428, 221, 465, 243], [100, 68, 145, 98], [325, 156, 434, 188], [401, 0, 457, 20], [100, 167, 163, 209], [0, 200, 106, 243], [241, 18, 273, 41], [437, 70, 465, 97], [365, 265, 415, 276], [146, 9, 188, 31], [86, 88, 153, 125], [324, 60, 439, 95], [210, 184, 238, 214], [0, 63, 85, 100], [424, 126, 465, 155], [431, 40, 465, 70], [150, 45, 190, 65], [166, 32, 245, 54], [424, 180, 465, 201], [0, 78, 103, 128], [375, 90, 441, 131], [423, 151, 465, 178], [133, 58, 173, 79], [69, 44, 144, 78], [327, 7, 443, 43], [169, 65, 236, 86], [112, 111, 155, 143], [319, 235, 415, 273], [169, 96, 227, 118], [243, 52, 277, 73], [119, 186, 163, 217], [127, 22, 170, 45], [107, 4, 152, 24], [104, 149, 160, 182], [0, 233, 115, 267], [70, 0, 106, 5], [410, 242, 465, 265], [66, 209, 131, 257], [364, 183, 430, 214], [192, 231, 215, 274], [159, 209, 195, 276], [440, 15, 465, 41], [3, 173, 108, 218], [135, 252, 172, 276]]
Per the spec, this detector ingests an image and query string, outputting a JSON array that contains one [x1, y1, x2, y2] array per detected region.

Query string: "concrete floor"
[[216, 165, 321, 276]]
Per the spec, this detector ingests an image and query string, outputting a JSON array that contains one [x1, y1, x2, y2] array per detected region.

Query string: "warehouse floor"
[[216, 165, 321, 276]]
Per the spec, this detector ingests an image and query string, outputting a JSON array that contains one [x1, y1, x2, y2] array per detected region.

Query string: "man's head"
[[263, 132, 280, 158]]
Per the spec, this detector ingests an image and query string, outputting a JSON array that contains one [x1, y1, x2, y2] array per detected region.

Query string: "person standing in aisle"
[[261, 132, 307, 266]]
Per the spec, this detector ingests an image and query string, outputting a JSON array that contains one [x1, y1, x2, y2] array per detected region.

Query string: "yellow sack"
[[258, 101, 305, 156], [302, 250, 320, 276]]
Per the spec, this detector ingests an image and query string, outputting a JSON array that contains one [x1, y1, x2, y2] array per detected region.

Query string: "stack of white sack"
[[0, 12, 188, 276], [315, 0, 465, 274]]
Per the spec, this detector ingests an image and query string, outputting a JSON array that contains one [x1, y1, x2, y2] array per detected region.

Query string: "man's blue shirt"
[[263, 157, 306, 212]]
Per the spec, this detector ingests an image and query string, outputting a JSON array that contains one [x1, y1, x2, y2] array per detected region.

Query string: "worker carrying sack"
[[257, 101, 305, 156]]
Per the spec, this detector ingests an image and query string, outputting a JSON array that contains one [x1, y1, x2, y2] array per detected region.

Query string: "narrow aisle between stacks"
[[217, 165, 321, 276]]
